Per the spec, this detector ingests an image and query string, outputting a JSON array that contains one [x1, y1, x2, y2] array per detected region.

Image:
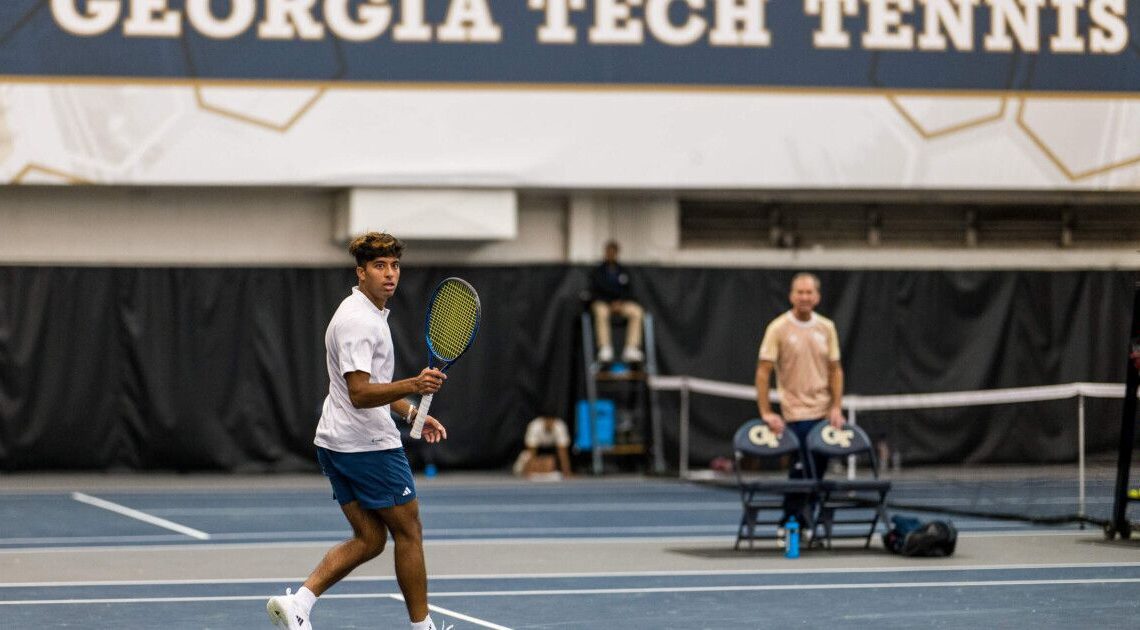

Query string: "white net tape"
[[648, 376, 1132, 408]]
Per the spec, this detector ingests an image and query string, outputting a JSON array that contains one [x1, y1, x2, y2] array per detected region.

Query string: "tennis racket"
[[409, 277, 481, 439]]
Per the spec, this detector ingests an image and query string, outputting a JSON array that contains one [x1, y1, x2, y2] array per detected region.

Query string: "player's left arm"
[[391, 398, 448, 443], [391, 399, 411, 418], [826, 321, 845, 427], [827, 361, 845, 427]]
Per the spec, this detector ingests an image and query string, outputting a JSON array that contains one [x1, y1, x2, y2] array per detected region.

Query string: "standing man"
[[267, 232, 448, 630], [755, 272, 846, 528], [589, 240, 645, 363]]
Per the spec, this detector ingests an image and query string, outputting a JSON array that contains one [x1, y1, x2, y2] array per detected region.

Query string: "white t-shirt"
[[314, 287, 403, 452], [524, 417, 571, 449]]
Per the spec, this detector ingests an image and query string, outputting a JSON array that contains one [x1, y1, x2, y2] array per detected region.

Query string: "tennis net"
[[648, 376, 1136, 526]]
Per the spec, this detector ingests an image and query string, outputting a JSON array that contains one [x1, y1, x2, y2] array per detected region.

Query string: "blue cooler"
[[575, 399, 615, 449]]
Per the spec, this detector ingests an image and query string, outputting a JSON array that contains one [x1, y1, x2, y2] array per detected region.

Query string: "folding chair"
[[806, 422, 892, 549], [733, 419, 819, 550]]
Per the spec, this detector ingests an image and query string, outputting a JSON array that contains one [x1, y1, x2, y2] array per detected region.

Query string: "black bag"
[[883, 515, 957, 557]]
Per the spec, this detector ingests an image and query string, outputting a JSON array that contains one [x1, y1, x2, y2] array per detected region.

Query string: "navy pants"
[[782, 418, 829, 525]]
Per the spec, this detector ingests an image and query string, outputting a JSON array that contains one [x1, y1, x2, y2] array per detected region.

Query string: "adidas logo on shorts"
[[402, 487, 412, 496]]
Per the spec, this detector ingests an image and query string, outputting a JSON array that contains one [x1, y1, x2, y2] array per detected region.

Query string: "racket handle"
[[409, 393, 434, 439]]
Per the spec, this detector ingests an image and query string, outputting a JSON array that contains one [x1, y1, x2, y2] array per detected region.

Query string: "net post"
[[581, 312, 603, 476], [1078, 393, 1086, 524], [847, 407, 857, 481], [645, 314, 667, 475], [1110, 282, 1140, 537], [679, 378, 690, 479]]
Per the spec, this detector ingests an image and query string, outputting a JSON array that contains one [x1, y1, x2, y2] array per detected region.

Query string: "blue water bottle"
[[786, 516, 800, 559]]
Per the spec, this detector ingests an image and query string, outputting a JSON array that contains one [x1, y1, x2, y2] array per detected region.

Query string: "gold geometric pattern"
[[11, 163, 89, 184], [193, 85, 326, 133], [1015, 97, 1140, 182], [0, 101, 11, 164], [887, 95, 1007, 139]]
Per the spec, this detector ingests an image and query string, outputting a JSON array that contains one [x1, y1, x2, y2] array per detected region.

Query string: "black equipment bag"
[[883, 515, 958, 557]]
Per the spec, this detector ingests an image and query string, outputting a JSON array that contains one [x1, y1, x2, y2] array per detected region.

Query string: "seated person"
[[589, 240, 644, 364], [513, 415, 573, 478]]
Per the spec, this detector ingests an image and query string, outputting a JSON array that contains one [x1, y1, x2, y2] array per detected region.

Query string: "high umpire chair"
[[733, 419, 819, 550], [806, 422, 892, 549]]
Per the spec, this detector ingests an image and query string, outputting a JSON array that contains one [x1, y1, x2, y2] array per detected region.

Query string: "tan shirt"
[[758, 311, 841, 421]]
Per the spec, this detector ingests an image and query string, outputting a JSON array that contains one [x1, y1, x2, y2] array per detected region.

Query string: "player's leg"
[[363, 447, 433, 629], [302, 501, 388, 594], [377, 499, 432, 627], [268, 449, 389, 628], [591, 300, 614, 361], [307, 448, 391, 593]]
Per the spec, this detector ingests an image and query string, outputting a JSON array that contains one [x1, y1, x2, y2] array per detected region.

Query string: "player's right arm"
[[755, 319, 784, 433], [345, 369, 444, 409], [334, 315, 445, 410]]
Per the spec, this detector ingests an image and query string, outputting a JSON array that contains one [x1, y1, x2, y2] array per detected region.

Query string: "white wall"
[[0, 186, 344, 265], [0, 186, 1136, 268], [0, 188, 566, 266]]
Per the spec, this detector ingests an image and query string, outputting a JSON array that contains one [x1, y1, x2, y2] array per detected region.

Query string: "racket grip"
[[409, 393, 434, 439]]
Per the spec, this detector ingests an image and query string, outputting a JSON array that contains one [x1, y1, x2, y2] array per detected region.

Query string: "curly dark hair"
[[348, 232, 404, 266]]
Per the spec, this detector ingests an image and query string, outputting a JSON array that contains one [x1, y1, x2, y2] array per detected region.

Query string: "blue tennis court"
[[0, 478, 1097, 549], [3, 564, 1139, 629], [2, 476, 1136, 628]]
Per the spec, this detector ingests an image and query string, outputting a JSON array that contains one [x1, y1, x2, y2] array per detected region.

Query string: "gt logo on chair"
[[822, 426, 855, 448], [747, 424, 780, 448]]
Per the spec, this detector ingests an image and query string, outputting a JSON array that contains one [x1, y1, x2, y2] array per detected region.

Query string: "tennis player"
[[268, 231, 447, 630]]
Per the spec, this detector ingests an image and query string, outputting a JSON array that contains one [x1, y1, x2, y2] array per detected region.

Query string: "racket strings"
[[427, 281, 479, 361]]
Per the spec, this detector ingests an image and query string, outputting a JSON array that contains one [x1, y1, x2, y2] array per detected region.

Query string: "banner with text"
[[3, 0, 1136, 91], [3, 2, 1139, 187]]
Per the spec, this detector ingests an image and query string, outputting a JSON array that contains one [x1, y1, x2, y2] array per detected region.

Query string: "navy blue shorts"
[[316, 446, 417, 510]]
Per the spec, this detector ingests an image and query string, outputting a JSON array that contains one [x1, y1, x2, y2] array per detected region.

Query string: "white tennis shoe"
[[267, 588, 311, 629], [597, 345, 614, 362], [621, 346, 644, 363]]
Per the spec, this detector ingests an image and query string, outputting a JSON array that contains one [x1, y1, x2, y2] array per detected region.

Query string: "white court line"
[[890, 497, 1115, 506], [0, 526, 734, 547], [390, 593, 513, 630], [0, 521, 1066, 548], [0, 529, 1091, 554], [147, 502, 739, 516], [957, 530, 1092, 538], [426, 602, 513, 630], [2, 578, 1138, 606], [0, 591, 511, 629], [423, 578, 1140, 597], [70, 493, 210, 541], [0, 535, 197, 546], [0, 595, 278, 605], [3, 562, 1138, 588], [0, 536, 733, 554], [146, 498, 1117, 516], [216, 525, 736, 537], [204, 525, 745, 537], [3, 525, 738, 545]]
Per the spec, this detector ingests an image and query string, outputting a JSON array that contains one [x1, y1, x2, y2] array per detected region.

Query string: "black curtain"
[[0, 266, 1133, 471], [636, 268, 1135, 467]]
